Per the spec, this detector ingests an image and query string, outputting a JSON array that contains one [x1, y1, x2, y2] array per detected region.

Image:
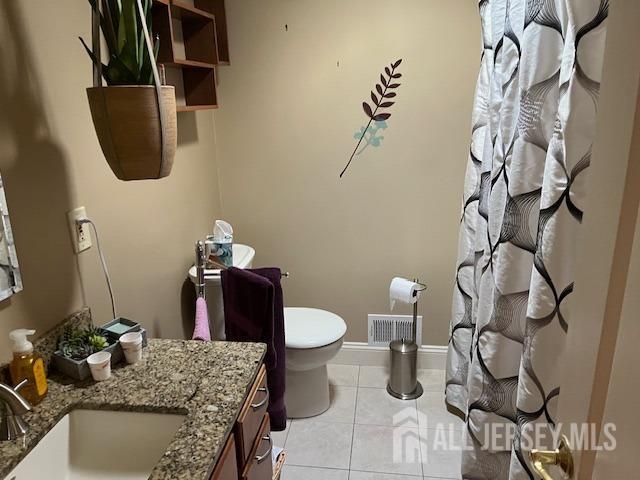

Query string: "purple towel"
[[221, 267, 287, 431]]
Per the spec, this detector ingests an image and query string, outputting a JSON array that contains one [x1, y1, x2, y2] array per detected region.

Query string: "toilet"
[[284, 307, 347, 418], [189, 246, 347, 418]]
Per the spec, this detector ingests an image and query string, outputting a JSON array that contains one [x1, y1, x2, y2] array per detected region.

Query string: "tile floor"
[[275, 365, 464, 480]]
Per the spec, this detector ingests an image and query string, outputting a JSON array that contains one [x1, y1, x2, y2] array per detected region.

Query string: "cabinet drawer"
[[235, 364, 269, 467], [242, 413, 273, 480], [210, 434, 239, 480]]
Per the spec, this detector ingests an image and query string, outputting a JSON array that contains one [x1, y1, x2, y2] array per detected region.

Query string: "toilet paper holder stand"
[[387, 279, 427, 401]]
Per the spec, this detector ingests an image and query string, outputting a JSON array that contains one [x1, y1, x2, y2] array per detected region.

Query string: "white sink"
[[7, 410, 186, 480], [188, 243, 256, 283]]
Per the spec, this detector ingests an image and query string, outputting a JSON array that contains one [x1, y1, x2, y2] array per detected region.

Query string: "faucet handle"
[[0, 382, 32, 416], [0, 381, 31, 441]]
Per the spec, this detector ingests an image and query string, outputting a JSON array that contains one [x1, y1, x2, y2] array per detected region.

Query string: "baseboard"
[[333, 341, 448, 370]]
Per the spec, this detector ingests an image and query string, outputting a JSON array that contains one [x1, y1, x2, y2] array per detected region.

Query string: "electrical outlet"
[[67, 207, 92, 253]]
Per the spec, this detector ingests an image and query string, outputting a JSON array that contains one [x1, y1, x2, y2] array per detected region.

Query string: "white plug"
[[67, 207, 92, 253]]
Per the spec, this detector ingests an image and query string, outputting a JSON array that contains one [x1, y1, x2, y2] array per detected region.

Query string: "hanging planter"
[[81, 0, 177, 180]]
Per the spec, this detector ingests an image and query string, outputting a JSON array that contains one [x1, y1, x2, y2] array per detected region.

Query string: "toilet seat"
[[284, 307, 347, 349]]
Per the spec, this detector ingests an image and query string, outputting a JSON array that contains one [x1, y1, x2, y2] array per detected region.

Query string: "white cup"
[[87, 351, 112, 381], [119, 332, 143, 364]]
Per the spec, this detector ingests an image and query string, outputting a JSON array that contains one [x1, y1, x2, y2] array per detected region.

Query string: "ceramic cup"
[[119, 331, 143, 364], [87, 351, 112, 381]]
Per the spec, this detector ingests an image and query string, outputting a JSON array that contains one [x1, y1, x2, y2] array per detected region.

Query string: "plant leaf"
[[392, 73, 402, 79], [376, 84, 383, 95], [393, 59, 402, 68], [89, 0, 118, 54], [388, 83, 401, 88], [116, 0, 126, 52], [362, 102, 373, 118], [384, 92, 397, 98], [370, 91, 378, 105], [379, 101, 395, 108], [373, 113, 391, 121], [380, 74, 387, 87], [107, 54, 139, 84], [79, 36, 110, 80], [385, 66, 391, 76]]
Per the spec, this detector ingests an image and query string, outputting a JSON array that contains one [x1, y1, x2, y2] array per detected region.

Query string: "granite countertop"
[[0, 338, 266, 480]]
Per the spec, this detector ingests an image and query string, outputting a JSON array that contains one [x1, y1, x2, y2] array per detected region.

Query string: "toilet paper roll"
[[389, 277, 422, 310]]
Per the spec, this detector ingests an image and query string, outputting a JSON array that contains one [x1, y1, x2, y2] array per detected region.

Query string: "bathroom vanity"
[[0, 314, 272, 480]]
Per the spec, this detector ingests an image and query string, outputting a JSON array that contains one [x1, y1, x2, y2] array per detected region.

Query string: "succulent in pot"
[[80, 0, 177, 181], [58, 325, 112, 361]]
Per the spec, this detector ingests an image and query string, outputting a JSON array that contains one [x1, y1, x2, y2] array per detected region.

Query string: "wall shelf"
[[165, 59, 216, 69], [152, 0, 229, 112]]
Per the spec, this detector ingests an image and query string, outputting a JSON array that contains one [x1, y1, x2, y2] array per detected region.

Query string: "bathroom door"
[[536, 2, 640, 477]]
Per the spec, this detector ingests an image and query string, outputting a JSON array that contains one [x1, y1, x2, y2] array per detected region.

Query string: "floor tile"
[[271, 419, 291, 448], [358, 365, 390, 388], [280, 465, 349, 479], [297, 386, 357, 424], [416, 369, 446, 392], [351, 424, 423, 476], [350, 471, 422, 479], [355, 387, 418, 427], [420, 428, 462, 479], [285, 420, 353, 469], [328, 364, 360, 386], [416, 391, 464, 431]]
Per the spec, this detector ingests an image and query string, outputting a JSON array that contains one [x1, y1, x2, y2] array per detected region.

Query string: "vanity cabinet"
[[210, 364, 273, 480], [210, 435, 239, 480]]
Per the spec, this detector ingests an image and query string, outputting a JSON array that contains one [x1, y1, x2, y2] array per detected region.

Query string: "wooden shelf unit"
[[152, 0, 229, 112]]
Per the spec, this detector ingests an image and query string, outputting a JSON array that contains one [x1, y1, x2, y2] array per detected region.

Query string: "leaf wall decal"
[[362, 102, 373, 118], [341, 58, 403, 178]]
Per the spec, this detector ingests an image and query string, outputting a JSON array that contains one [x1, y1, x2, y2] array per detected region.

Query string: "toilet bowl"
[[284, 307, 347, 418]]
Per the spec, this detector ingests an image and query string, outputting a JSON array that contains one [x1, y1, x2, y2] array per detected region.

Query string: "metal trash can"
[[387, 339, 423, 400]]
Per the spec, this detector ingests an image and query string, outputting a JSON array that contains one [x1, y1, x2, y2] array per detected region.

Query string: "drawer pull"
[[255, 435, 272, 464], [251, 386, 269, 410]]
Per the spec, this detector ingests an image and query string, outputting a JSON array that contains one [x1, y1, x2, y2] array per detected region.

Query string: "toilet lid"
[[284, 307, 347, 349]]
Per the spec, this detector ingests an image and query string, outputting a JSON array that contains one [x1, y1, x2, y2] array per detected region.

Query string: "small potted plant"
[[53, 325, 122, 380], [80, 0, 177, 180]]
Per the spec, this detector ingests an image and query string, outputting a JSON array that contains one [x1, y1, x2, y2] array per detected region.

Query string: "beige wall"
[[214, 0, 479, 345], [0, 0, 221, 362]]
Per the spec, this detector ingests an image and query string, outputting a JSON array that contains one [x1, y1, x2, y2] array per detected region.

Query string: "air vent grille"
[[367, 314, 423, 347]]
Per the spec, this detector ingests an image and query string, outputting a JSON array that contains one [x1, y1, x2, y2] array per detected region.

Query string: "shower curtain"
[[445, 1, 609, 479]]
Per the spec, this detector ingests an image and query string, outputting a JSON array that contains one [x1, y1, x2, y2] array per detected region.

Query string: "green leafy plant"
[[79, 0, 159, 85], [59, 325, 111, 361]]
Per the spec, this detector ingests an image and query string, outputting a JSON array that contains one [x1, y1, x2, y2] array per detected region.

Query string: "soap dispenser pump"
[[9, 329, 48, 405]]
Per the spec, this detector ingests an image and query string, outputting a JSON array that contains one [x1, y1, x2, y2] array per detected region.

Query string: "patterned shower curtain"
[[445, 1, 609, 479]]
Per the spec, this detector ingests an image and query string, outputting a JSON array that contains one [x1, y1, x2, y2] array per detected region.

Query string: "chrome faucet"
[[0, 379, 32, 441]]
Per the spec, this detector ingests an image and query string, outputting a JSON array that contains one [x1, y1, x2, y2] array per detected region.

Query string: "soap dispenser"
[[9, 329, 48, 405]]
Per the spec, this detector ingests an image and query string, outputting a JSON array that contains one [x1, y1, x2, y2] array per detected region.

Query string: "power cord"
[[76, 219, 117, 319]]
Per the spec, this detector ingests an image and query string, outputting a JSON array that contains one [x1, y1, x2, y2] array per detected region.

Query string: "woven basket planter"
[[87, 85, 177, 180]]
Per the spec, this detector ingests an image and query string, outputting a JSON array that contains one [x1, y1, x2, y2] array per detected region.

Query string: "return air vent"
[[367, 314, 423, 347]]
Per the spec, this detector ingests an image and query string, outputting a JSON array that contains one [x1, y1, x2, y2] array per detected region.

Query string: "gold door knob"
[[529, 435, 574, 480]]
